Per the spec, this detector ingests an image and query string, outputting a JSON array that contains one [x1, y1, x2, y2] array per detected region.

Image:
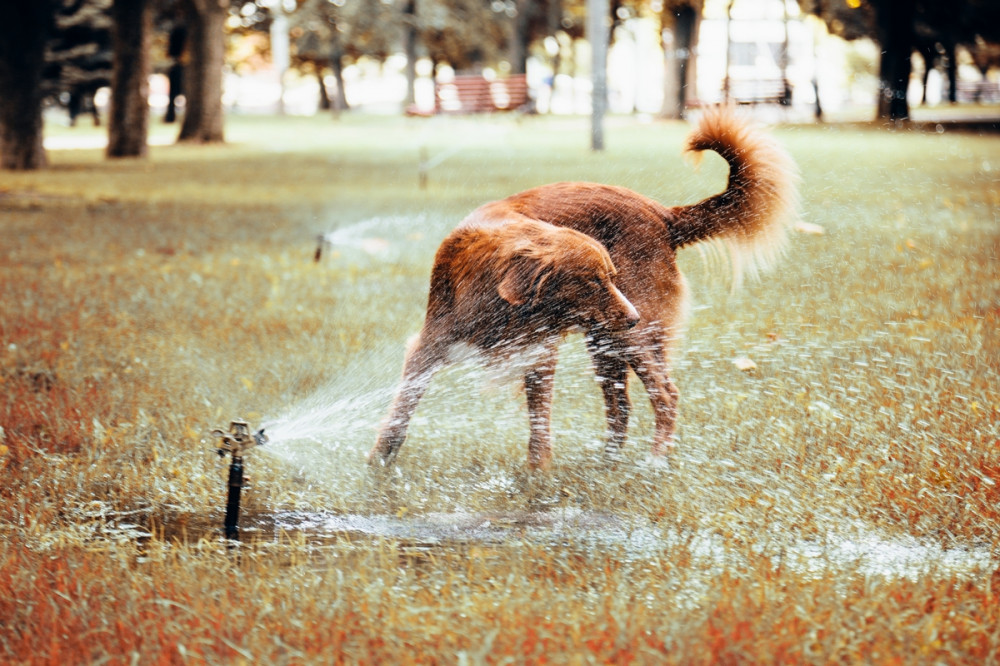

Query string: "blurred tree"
[[44, 0, 113, 127], [875, 0, 916, 121], [402, 0, 417, 106], [0, 1, 56, 170], [509, 0, 532, 75], [506, 0, 575, 77], [970, 37, 1000, 90], [955, 1, 1000, 100], [107, 0, 152, 157], [659, 0, 702, 119], [290, 0, 401, 113], [589, 0, 609, 149], [177, 0, 226, 142], [417, 0, 507, 73], [161, 0, 188, 123], [806, 0, 1000, 121]]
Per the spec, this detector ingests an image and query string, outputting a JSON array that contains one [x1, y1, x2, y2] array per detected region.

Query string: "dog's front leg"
[[523, 348, 558, 469], [369, 335, 445, 466]]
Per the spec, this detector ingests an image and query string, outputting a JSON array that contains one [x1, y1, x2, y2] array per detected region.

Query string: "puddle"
[[272, 508, 627, 545], [140, 508, 995, 580]]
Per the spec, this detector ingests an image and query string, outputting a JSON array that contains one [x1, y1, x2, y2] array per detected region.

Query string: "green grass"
[[1, 112, 999, 663]]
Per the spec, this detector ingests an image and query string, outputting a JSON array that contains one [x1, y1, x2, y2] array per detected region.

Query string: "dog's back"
[[370, 106, 798, 468]]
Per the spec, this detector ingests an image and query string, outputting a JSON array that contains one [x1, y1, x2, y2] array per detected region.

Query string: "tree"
[[177, 0, 227, 142], [806, 0, 917, 121], [417, 0, 507, 73], [659, 0, 702, 119], [107, 0, 152, 157], [588, 0, 609, 150], [874, 0, 916, 121], [163, 13, 188, 123], [44, 0, 113, 127], [807, 0, 1000, 121], [289, 0, 401, 113], [0, 1, 55, 170], [402, 0, 418, 107]]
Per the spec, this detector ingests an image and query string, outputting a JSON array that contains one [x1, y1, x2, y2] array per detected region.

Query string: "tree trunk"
[[0, 2, 53, 170], [944, 39, 957, 104], [165, 63, 183, 122], [107, 0, 152, 158], [178, 0, 226, 143], [315, 63, 331, 111], [330, 56, 349, 113], [875, 0, 915, 122], [917, 42, 933, 106], [164, 25, 186, 123], [510, 0, 532, 76], [661, 4, 698, 119], [588, 0, 609, 151], [330, 36, 349, 114], [545, 0, 562, 114], [402, 0, 417, 108]]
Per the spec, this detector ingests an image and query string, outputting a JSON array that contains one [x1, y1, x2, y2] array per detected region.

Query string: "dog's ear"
[[498, 254, 551, 307]]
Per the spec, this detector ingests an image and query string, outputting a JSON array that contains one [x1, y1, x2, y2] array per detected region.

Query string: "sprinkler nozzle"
[[212, 419, 267, 458]]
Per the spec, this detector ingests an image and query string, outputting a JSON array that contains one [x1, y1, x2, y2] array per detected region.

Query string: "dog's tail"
[[670, 106, 798, 286]]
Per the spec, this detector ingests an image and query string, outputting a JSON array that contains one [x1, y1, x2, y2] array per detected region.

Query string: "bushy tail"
[[670, 106, 799, 286]]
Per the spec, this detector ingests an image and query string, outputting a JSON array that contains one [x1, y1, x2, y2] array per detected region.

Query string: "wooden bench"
[[724, 79, 792, 106], [434, 74, 529, 114], [955, 80, 1000, 103]]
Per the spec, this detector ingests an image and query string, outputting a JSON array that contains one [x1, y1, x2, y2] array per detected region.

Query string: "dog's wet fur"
[[370, 106, 799, 468]]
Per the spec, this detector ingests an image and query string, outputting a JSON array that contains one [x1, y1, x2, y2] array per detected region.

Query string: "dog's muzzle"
[[613, 286, 641, 330]]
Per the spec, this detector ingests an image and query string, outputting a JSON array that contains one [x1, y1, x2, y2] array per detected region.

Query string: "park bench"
[[433, 74, 529, 114], [724, 79, 792, 106], [955, 79, 1000, 103]]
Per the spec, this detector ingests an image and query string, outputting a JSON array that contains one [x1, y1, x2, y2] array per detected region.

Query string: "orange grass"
[[1, 113, 999, 662], [2, 537, 1000, 663]]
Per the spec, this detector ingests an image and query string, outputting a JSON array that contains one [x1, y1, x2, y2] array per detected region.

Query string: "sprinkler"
[[314, 234, 330, 262], [211, 419, 267, 541]]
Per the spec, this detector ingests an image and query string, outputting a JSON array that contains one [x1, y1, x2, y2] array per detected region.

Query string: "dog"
[[369, 106, 798, 468]]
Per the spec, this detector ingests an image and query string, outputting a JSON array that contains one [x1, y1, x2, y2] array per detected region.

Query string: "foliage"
[[290, 0, 402, 64], [803, 0, 1000, 119], [43, 0, 113, 123]]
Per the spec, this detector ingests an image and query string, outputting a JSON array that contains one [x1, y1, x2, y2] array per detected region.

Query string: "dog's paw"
[[602, 447, 626, 467], [641, 454, 672, 471]]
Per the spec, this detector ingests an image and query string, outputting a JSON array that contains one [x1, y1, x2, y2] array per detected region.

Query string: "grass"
[[2, 111, 999, 663]]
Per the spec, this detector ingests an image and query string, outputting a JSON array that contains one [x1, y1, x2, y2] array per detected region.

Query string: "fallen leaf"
[[794, 221, 825, 235]]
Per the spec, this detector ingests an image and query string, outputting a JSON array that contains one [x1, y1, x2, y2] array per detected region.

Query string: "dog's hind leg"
[[630, 347, 679, 459], [369, 335, 446, 466], [587, 338, 631, 459], [524, 347, 558, 469]]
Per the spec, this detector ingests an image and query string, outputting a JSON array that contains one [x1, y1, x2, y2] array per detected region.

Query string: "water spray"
[[211, 419, 267, 541]]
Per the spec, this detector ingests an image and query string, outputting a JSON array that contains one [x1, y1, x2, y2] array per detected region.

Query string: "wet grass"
[[2, 112, 999, 663]]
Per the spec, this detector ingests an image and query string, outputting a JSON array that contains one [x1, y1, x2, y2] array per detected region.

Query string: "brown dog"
[[370, 106, 797, 468]]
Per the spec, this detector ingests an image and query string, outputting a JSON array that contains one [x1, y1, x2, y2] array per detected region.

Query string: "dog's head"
[[497, 227, 640, 332]]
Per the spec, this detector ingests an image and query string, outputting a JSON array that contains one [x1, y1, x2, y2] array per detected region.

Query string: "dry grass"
[[1, 112, 999, 663]]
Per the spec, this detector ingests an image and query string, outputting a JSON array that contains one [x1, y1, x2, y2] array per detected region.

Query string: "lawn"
[[1, 111, 999, 663]]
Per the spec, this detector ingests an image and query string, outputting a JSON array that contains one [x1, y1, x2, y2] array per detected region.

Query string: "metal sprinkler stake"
[[211, 420, 267, 542]]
